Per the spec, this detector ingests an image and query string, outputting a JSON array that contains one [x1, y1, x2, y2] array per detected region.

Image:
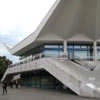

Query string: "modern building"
[[2, 0, 100, 98]]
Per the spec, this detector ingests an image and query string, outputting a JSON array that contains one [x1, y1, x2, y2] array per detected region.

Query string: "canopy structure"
[[7, 0, 100, 56]]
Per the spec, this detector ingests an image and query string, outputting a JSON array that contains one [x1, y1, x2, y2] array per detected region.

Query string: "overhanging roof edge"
[[9, 0, 61, 55]]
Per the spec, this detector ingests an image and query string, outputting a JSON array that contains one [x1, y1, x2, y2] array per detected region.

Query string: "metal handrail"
[[8, 52, 96, 71], [53, 54, 95, 71], [68, 55, 95, 71], [9, 53, 44, 68]]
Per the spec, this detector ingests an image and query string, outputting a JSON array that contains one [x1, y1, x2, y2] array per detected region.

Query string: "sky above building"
[[0, 0, 56, 63]]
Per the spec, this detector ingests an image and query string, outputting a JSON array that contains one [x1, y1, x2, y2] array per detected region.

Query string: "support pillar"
[[63, 40, 67, 57], [93, 41, 97, 66]]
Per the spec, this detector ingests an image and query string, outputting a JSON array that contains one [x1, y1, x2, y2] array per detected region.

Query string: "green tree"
[[0, 56, 12, 79]]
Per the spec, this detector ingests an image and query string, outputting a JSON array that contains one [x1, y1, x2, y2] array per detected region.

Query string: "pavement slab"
[[0, 87, 99, 100]]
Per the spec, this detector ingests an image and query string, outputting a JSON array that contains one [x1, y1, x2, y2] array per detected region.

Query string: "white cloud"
[[0, 0, 56, 37], [0, 43, 7, 56], [0, 0, 56, 62], [0, 43, 19, 63]]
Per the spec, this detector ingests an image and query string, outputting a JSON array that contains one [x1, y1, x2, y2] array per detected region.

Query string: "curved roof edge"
[[9, 0, 61, 55]]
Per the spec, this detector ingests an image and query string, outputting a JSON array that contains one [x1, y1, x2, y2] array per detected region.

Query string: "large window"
[[68, 44, 93, 60], [43, 44, 63, 57]]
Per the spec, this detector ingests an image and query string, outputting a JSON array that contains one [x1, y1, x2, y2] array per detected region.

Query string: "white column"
[[63, 40, 67, 56], [93, 41, 97, 65]]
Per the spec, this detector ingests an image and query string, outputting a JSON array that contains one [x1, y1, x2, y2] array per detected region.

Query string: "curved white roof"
[[8, 0, 100, 55]]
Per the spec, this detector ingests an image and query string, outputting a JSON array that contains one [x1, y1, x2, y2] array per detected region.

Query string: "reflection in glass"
[[43, 45, 63, 57]]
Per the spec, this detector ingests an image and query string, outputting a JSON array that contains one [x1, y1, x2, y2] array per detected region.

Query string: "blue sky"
[[0, 0, 56, 63]]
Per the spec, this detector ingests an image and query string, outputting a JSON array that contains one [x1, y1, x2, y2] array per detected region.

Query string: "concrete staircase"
[[1, 57, 100, 98]]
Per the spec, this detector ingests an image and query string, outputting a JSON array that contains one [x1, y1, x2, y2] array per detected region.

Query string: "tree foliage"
[[0, 56, 12, 79]]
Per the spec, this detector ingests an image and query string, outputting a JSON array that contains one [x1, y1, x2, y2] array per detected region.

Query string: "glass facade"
[[43, 44, 63, 57], [20, 42, 100, 62], [20, 42, 97, 61], [21, 71, 62, 89], [42, 43, 93, 60], [68, 44, 93, 60]]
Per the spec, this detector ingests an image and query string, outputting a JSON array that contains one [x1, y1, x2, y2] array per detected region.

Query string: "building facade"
[[2, 0, 100, 98]]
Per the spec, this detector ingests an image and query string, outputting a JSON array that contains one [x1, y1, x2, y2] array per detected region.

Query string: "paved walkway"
[[0, 87, 99, 100]]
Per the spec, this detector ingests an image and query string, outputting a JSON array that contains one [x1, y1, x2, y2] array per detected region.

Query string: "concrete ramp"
[[2, 58, 100, 98], [40, 58, 100, 98]]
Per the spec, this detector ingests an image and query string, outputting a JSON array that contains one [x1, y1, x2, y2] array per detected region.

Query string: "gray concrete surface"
[[0, 87, 99, 100]]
